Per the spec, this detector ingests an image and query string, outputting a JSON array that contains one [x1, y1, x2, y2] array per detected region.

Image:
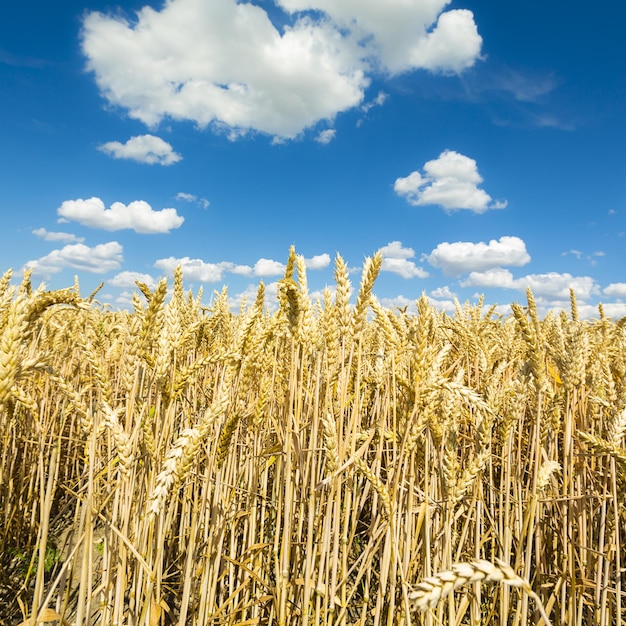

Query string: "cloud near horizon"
[[379, 241, 429, 278], [81, 0, 482, 139], [425, 236, 529, 276], [395, 150, 507, 212], [24, 241, 123, 276]]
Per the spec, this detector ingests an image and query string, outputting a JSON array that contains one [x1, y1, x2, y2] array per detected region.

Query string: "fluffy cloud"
[[154, 257, 244, 282], [109, 271, 157, 289], [604, 283, 626, 297], [462, 270, 598, 302], [98, 135, 182, 165], [32, 228, 84, 243], [81, 0, 482, 139], [254, 258, 286, 276], [57, 197, 184, 233], [426, 236, 530, 276], [379, 241, 429, 278], [153, 255, 288, 282], [277, 1, 481, 74], [394, 150, 506, 212], [304, 253, 331, 269], [24, 242, 123, 276], [461, 268, 515, 288]]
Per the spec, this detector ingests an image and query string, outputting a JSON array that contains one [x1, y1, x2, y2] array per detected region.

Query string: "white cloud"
[[32, 228, 84, 243], [176, 192, 210, 209], [430, 285, 456, 299], [154, 257, 244, 283], [462, 270, 598, 303], [379, 241, 415, 259], [109, 271, 157, 289], [304, 253, 331, 269], [57, 197, 184, 233], [461, 268, 515, 289], [604, 283, 626, 297], [152, 255, 286, 282], [81, 0, 482, 140], [379, 240, 429, 278], [361, 91, 388, 113], [426, 236, 530, 276], [394, 150, 506, 212], [518, 274, 597, 301], [229, 281, 280, 311], [277, 1, 481, 74], [315, 129, 336, 144], [382, 258, 429, 279], [98, 134, 182, 165], [380, 295, 417, 312], [24, 242, 123, 276], [254, 258, 286, 276]]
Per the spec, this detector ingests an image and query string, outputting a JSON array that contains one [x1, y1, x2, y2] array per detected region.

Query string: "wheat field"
[[0, 247, 624, 625]]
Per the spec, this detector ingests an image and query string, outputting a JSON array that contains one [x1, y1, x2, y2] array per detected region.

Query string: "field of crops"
[[0, 248, 624, 625]]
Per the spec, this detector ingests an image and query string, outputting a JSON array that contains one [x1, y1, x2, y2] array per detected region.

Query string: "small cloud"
[[109, 271, 158, 290], [430, 285, 456, 299], [394, 150, 506, 213], [98, 135, 182, 165], [361, 91, 388, 113], [254, 258, 286, 276], [425, 236, 530, 276], [32, 228, 84, 243], [57, 197, 184, 233], [562, 249, 583, 259], [461, 268, 515, 289], [315, 129, 336, 144], [304, 253, 331, 269], [24, 242, 123, 277], [379, 241, 429, 278], [176, 192, 210, 209]]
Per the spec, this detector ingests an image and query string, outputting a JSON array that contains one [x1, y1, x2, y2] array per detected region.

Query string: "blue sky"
[[2, 0, 626, 317]]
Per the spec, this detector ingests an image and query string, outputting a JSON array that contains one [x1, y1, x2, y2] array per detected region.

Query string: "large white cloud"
[[426, 236, 530, 276], [379, 241, 429, 278], [25, 242, 123, 276], [81, 0, 482, 139], [395, 150, 507, 212], [57, 197, 184, 234], [462, 270, 598, 302], [98, 134, 182, 165], [276, 0, 481, 74]]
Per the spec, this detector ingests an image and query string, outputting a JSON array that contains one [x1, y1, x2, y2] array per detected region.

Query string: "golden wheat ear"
[[408, 559, 553, 626]]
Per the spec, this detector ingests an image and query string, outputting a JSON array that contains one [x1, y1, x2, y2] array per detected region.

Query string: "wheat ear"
[[408, 559, 553, 626]]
